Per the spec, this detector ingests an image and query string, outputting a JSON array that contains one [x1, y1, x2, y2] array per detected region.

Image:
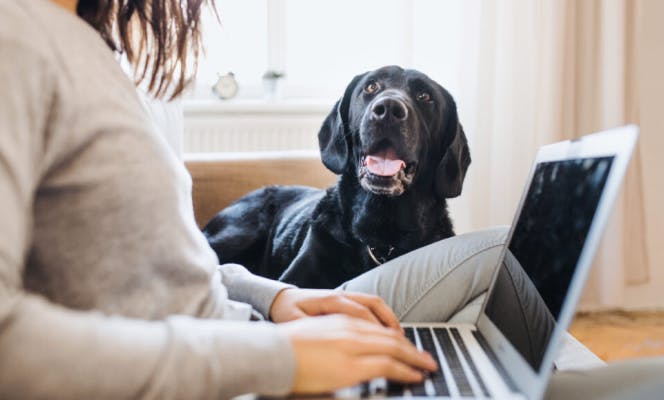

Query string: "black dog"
[[203, 66, 470, 288]]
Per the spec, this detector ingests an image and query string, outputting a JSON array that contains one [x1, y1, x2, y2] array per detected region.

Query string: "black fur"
[[203, 66, 471, 288]]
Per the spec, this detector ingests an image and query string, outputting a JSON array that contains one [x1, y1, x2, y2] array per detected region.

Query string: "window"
[[191, 0, 481, 102], [194, 1, 268, 99]]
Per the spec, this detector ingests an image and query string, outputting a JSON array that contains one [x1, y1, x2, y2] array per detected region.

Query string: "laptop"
[[338, 125, 639, 399]]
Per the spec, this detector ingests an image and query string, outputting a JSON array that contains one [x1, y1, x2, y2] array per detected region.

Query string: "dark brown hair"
[[76, 0, 217, 99]]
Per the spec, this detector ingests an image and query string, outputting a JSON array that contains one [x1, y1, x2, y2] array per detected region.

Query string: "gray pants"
[[339, 226, 664, 399]]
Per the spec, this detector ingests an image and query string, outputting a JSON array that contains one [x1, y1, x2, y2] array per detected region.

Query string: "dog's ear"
[[434, 104, 471, 198], [318, 73, 366, 174]]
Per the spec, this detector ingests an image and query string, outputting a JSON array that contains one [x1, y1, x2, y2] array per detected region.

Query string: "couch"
[[185, 150, 336, 228]]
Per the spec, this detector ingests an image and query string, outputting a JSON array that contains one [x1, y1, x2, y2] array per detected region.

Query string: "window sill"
[[183, 98, 335, 116]]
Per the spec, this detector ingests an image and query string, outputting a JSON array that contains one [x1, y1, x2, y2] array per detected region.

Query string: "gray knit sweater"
[[0, 1, 295, 398]]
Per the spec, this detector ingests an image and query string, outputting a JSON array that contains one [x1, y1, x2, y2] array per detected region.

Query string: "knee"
[[435, 225, 509, 258], [428, 225, 509, 280], [394, 226, 510, 322], [458, 225, 510, 244]]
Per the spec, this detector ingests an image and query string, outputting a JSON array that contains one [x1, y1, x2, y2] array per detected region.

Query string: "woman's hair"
[[76, 0, 217, 99]]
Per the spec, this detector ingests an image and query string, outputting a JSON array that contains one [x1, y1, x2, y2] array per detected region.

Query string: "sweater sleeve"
[[218, 263, 296, 319], [0, 290, 296, 399], [0, 33, 295, 400]]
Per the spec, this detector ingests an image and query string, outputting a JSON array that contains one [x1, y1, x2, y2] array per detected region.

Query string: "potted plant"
[[262, 70, 286, 100]]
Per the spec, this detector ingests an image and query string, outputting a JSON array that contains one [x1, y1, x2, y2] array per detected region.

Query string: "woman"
[[0, 0, 477, 397], [0, 1, 661, 399]]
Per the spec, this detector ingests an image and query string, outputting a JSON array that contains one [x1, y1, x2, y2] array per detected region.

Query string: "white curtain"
[[450, 0, 662, 310]]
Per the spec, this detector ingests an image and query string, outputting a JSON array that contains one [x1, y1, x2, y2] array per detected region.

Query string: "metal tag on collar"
[[367, 245, 395, 266]]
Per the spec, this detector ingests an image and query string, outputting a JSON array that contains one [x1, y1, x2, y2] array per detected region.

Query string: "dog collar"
[[367, 245, 395, 266]]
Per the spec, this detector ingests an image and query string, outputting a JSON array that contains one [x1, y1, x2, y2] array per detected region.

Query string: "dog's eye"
[[364, 81, 380, 94], [417, 92, 432, 102]]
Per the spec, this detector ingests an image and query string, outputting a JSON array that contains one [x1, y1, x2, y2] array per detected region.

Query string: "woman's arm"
[[0, 34, 298, 400], [0, 289, 296, 399], [217, 263, 295, 318]]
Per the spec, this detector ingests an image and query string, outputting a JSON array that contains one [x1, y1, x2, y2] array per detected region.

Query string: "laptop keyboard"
[[434, 327, 473, 396], [371, 326, 490, 398], [451, 329, 490, 397]]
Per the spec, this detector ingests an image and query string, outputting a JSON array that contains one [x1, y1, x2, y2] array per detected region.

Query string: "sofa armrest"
[[184, 151, 337, 228]]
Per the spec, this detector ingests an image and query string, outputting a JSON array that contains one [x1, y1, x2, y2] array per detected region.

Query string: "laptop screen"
[[483, 156, 614, 371]]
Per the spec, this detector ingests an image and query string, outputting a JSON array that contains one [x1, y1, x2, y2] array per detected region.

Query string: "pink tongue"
[[366, 154, 406, 176]]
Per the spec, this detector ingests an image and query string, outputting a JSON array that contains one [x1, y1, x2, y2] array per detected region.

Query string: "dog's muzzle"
[[358, 145, 416, 196]]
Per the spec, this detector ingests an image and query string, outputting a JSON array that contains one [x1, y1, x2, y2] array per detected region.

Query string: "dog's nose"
[[371, 98, 408, 122]]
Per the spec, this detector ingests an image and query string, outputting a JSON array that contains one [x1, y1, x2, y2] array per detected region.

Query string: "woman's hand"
[[278, 315, 437, 394], [269, 288, 401, 330]]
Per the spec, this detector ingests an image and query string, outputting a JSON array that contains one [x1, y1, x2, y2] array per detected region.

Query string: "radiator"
[[183, 101, 331, 153]]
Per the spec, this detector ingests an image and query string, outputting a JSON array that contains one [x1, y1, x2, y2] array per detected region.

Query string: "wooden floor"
[[569, 311, 664, 362]]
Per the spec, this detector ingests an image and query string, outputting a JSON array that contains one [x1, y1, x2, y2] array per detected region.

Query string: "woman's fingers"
[[342, 316, 410, 344], [337, 317, 437, 371], [271, 289, 402, 331], [306, 292, 401, 330], [341, 293, 402, 330], [348, 336, 437, 372], [353, 355, 424, 383], [303, 295, 382, 326]]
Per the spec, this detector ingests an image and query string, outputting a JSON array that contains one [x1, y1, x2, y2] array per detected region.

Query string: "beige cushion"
[[185, 151, 337, 228]]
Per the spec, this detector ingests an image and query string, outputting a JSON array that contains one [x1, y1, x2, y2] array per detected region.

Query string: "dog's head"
[[318, 65, 470, 198]]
